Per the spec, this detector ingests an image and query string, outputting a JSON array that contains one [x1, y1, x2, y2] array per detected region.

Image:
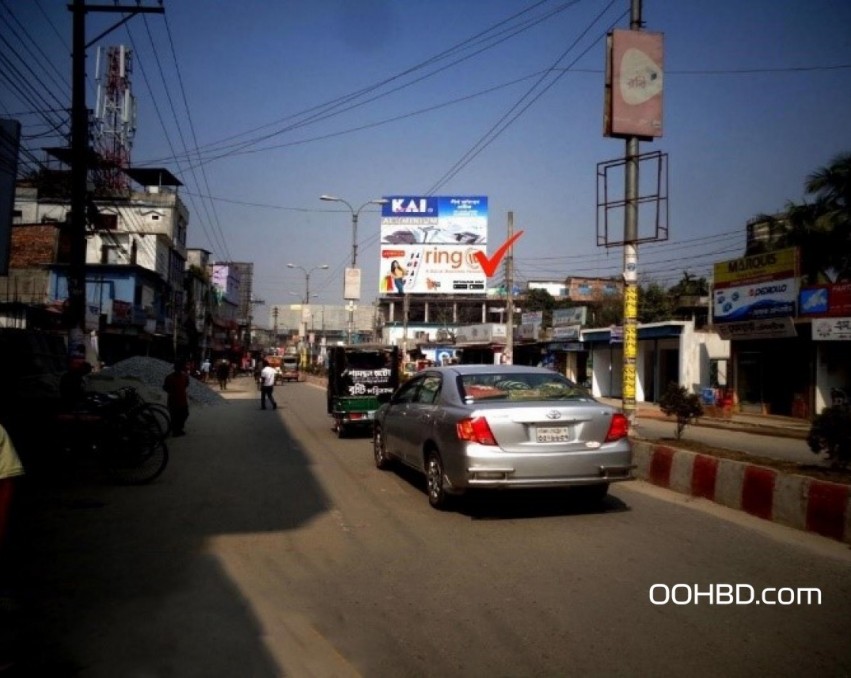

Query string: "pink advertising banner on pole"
[[606, 29, 664, 139]]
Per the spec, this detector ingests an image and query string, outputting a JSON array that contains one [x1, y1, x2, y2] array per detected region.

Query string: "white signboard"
[[716, 317, 797, 341], [553, 307, 587, 326], [812, 317, 851, 341], [552, 324, 581, 340], [713, 277, 797, 323], [344, 267, 361, 301], [517, 324, 540, 340], [455, 323, 506, 344]]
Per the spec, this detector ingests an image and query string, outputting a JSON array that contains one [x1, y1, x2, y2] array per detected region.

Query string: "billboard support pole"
[[504, 211, 515, 365], [402, 293, 409, 364]]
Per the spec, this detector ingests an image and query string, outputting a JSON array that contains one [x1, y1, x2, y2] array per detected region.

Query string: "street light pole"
[[319, 195, 388, 343], [287, 263, 328, 304]]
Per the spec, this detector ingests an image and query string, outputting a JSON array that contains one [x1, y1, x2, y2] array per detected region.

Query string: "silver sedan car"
[[372, 365, 633, 509]]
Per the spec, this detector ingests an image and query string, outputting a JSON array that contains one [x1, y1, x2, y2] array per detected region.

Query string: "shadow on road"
[[5, 379, 333, 676]]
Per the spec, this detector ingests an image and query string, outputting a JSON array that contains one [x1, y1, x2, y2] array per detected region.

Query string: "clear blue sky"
[[4, 0, 851, 326]]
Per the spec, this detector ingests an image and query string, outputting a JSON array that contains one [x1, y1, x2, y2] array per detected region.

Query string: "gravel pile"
[[94, 356, 226, 406]]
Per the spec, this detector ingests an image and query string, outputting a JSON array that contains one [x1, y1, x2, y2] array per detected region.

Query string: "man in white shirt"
[[259, 359, 278, 410]]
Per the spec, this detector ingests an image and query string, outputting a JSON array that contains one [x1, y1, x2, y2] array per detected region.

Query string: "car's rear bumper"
[[463, 464, 634, 489], [449, 445, 634, 490]]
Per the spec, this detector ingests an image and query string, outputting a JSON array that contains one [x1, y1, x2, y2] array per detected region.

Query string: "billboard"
[[380, 196, 488, 295], [712, 247, 799, 323], [605, 30, 664, 139], [713, 247, 798, 288], [800, 282, 851, 317], [713, 278, 798, 322]]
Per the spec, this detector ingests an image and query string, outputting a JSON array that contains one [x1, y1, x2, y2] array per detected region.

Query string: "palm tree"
[[805, 152, 851, 281], [750, 152, 851, 283]]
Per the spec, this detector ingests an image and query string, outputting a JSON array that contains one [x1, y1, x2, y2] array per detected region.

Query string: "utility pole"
[[273, 306, 279, 346], [599, 0, 666, 423], [620, 0, 643, 425], [67, 1, 163, 363], [504, 211, 515, 365]]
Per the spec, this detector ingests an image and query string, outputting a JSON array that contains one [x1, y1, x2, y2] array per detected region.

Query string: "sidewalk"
[[598, 398, 811, 440]]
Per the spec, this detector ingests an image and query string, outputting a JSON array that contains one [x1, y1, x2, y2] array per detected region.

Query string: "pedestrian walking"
[[216, 359, 230, 390], [199, 357, 211, 383], [259, 359, 278, 410], [163, 360, 190, 436]]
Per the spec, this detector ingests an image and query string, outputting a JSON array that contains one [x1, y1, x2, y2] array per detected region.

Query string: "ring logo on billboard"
[[750, 284, 787, 297], [423, 248, 470, 269]]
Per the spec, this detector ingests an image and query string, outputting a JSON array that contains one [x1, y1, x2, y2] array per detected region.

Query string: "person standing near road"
[[259, 359, 278, 410], [199, 357, 211, 383], [216, 359, 230, 390], [163, 361, 190, 437]]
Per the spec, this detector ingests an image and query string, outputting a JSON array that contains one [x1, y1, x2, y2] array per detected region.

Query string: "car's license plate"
[[536, 425, 571, 443]]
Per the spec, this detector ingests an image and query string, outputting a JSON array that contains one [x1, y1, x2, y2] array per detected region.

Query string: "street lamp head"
[[319, 264, 329, 270], [287, 263, 296, 269], [319, 194, 339, 202]]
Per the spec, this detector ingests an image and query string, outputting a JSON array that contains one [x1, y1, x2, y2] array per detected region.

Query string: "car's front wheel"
[[373, 426, 391, 469], [425, 451, 449, 510]]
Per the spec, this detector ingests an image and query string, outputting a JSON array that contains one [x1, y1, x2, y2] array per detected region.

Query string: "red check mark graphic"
[[473, 230, 524, 277]]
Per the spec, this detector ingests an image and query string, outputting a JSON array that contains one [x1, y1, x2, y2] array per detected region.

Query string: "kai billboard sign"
[[379, 196, 488, 295]]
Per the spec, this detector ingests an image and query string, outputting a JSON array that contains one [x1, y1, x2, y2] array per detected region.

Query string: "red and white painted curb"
[[632, 441, 851, 543]]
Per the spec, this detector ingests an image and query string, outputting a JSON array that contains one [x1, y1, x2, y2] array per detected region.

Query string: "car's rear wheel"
[[425, 451, 448, 509], [373, 426, 391, 469]]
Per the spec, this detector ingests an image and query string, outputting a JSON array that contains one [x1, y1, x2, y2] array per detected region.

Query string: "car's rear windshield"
[[343, 351, 395, 370], [458, 372, 592, 403]]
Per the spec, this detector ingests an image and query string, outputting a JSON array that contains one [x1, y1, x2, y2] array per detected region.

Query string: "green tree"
[[751, 151, 851, 284], [524, 288, 556, 325], [669, 271, 709, 297], [638, 281, 673, 323]]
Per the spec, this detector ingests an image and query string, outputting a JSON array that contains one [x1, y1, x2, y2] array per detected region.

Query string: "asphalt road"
[[9, 376, 851, 677]]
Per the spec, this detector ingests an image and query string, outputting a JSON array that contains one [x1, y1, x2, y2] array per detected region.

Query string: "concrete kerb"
[[632, 440, 851, 544]]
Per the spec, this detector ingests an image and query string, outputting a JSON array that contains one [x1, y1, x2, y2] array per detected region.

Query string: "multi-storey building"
[[6, 167, 190, 363]]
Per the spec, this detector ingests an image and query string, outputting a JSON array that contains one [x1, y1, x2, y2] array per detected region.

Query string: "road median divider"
[[632, 440, 851, 544]]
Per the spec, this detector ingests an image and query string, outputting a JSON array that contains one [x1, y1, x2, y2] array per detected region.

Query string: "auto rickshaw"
[[326, 344, 399, 438]]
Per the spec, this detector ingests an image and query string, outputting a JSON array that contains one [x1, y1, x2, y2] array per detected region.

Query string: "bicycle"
[[117, 386, 172, 440], [52, 387, 169, 484]]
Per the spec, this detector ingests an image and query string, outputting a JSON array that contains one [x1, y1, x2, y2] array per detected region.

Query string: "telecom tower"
[[93, 45, 136, 193]]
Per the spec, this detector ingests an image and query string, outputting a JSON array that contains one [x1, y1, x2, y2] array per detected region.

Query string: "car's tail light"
[[604, 413, 629, 442], [456, 417, 497, 445]]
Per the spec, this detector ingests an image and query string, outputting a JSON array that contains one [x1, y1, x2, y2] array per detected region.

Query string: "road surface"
[[10, 377, 851, 677]]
